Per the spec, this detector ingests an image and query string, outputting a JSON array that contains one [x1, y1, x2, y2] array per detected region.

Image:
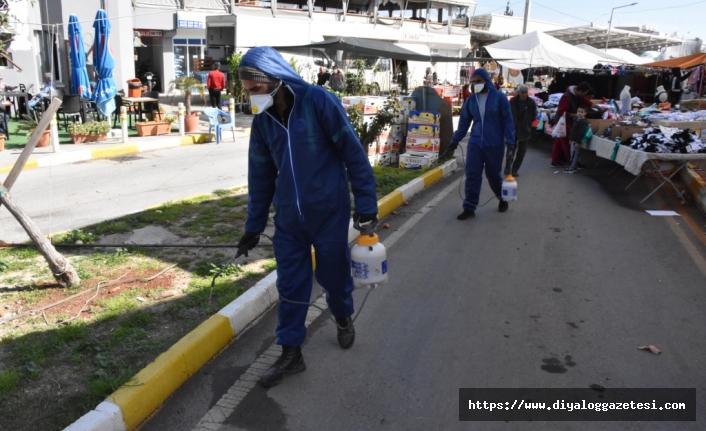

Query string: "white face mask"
[[250, 81, 282, 115], [473, 83, 485, 93]]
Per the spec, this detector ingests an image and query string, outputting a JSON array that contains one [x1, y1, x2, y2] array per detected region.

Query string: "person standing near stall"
[[669, 67, 694, 107], [505, 84, 537, 177], [551, 82, 592, 168], [207, 62, 226, 108]]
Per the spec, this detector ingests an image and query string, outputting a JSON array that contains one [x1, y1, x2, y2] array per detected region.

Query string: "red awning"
[[644, 53, 706, 68]]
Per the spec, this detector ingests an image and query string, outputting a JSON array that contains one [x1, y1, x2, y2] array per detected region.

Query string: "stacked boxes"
[[400, 109, 441, 169], [342, 96, 386, 115]]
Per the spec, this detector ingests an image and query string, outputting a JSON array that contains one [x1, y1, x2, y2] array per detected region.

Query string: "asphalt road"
[[141, 139, 706, 431], [1, 136, 251, 243]]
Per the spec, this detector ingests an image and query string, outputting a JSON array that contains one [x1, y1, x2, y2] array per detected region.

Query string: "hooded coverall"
[[451, 68, 515, 211], [241, 47, 378, 347]]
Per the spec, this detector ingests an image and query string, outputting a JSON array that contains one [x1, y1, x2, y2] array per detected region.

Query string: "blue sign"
[[177, 20, 203, 29]]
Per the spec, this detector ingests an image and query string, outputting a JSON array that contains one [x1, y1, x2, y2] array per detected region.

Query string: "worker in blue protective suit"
[[235, 47, 378, 388], [447, 68, 515, 219]]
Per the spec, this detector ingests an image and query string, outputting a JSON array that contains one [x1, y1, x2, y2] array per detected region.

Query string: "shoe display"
[[457, 209, 476, 220], [336, 316, 355, 349], [498, 199, 509, 213], [260, 345, 306, 388]]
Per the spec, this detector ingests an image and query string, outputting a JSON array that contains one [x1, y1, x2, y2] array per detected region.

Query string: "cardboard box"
[[407, 124, 440, 138], [610, 125, 647, 140], [587, 119, 614, 134], [399, 152, 438, 170], [342, 97, 384, 114], [379, 137, 402, 153], [364, 141, 378, 155], [367, 153, 379, 166], [400, 97, 416, 111], [406, 136, 440, 152], [678, 99, 706, 110], [408, 110, 440, 125], [378, 151, 400, 166]]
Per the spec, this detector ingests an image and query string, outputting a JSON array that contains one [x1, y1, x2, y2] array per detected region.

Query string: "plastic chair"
[[57, 95, 82, 130], [203, 108, 234, 144], [112, 95, 137, 128]]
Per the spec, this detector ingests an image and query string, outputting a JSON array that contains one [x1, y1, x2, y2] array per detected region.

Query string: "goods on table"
[[621, 126, 706, 154]]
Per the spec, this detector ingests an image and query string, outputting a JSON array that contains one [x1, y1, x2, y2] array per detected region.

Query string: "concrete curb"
[[0, 129, 251, 174], [63, 158, 458, 431], [681, 167, 706, 214]]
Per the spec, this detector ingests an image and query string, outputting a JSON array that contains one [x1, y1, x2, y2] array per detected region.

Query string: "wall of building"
[[2, 0, 43, 90]]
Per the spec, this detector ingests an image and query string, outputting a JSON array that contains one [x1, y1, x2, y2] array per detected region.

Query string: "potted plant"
[[136, 117, 172, 136], [168, 75, 206, 133], [151, 104, 166, 122], [86, 121, 111, 142], [163, 115, 177, 132], [17, 115, 51, 147], [67, 122, 89, 143], [228, 51, 248, 113]]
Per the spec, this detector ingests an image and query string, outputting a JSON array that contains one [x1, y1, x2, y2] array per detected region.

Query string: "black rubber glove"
[[236, 231, 260, 258], [448, 142, 459, 152], [354, 213, 378, 224]]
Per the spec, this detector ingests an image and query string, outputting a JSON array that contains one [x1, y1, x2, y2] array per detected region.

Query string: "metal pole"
[[120, 106, 128, 143], [50, 113, 60, 153], [522, 0, 531, 34], [178, 102, 185, 136], [605, 9, 615, 51]]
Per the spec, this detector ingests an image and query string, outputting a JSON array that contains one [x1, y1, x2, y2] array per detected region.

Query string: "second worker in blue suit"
[[236, 47, 378, 388], [448, 68, 516, 219]]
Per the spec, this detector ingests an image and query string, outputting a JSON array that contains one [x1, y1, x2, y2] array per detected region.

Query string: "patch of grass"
[[372, 165, 428, 196], [0, 369, 19, 395], [87, 367, 136, 402], [11, 333, 65, 366], [52, 229, 96, 244], [0, 258, 9, 273], [93, 292, 140, 322], [212, 189, 232, 197], [1, 246, 40, 260], [57, 321, 88, 342], [262, 259, 277, 271]]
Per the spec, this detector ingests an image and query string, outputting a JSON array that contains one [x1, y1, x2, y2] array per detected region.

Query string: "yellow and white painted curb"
[[681, 168, 706, 215], [0, 129, 251, 174], [63, 158, 457, 431]]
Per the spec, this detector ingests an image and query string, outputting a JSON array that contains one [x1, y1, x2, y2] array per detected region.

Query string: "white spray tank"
[[502, 174, 518, 201], [620, 85, 632, 116], [351, 219, 387, 288]]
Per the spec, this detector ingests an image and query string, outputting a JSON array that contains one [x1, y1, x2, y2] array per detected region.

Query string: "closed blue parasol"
[[92, 9, 117, 116], [68, 15, 92, 99]]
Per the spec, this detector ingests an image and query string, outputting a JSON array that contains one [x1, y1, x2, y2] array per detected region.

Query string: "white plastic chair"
[[203, 108, 235, 144]]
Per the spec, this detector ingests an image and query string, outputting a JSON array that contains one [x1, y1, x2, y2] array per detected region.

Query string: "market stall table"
[[590, 135, 706, 203], [123, 96, 158, 128]]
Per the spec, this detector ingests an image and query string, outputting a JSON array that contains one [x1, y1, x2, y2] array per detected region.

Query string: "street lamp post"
[[605, 2, 638, 51]]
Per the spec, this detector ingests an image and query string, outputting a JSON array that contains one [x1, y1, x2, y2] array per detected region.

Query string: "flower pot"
[[151, 111, 165, 122], [85, 134, 99, 142], [136, 121, 171, 136], [0, 135, 5, 151], [70, 134, 87, 144], [184, 113, 200, 133], [36, 130, 50, 148]]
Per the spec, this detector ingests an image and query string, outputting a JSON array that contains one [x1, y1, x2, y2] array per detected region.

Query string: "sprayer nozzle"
[[505, 174, 516, 182]]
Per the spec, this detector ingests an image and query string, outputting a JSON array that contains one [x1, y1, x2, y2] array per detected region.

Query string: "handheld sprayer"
[[351, 218, 388, 288]]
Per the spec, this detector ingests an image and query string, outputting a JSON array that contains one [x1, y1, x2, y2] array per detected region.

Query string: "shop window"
[[173, 38, 205, 78], [0, 52, 12, 68]]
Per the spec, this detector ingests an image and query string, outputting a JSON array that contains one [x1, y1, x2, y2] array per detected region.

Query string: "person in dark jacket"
[[564, 106, 590, 174], [669, 67, 694, 107], [448, 68, 516, 219], [316, 66, 330, 86], [505, 84, 537, 176], [236, 47, 378, 388], [551, 82, 592, 167]]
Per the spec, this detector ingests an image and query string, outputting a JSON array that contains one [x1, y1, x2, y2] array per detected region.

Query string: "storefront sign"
[[135, 30, 163, 38], [176, 12, 205, 29]]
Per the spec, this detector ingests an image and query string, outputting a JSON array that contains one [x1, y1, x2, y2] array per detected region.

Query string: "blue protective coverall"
[[241, 47, 378, 347], [451, 68, 515, 211]]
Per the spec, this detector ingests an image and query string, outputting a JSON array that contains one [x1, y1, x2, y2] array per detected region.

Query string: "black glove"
[[354, 213, 378, 224], [506, 144, 516, 160], [236, 231, 260, 258], [448, 142, 459, 152]]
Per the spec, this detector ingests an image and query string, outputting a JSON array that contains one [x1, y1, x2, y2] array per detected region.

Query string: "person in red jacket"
[[551, 82, 593, 167], [207, 61, 226, 108]]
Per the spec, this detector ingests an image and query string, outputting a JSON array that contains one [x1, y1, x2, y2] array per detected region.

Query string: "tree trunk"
[[0, 187, 81, 287], [185, 92, 192, 115]]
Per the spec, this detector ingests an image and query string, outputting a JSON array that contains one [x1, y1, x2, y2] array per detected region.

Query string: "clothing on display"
[[622, 127, 706, 154]]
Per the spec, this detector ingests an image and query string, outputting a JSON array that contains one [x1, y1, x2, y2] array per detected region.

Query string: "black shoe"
[[499, 199, 509, 213], [457, 209, 476, 220], [260, 345, 306, 388], [512, 172, 519, 177], [336, 316, 355, 349]]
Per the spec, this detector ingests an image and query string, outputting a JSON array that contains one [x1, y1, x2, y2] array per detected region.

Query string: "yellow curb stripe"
[[179, 136, 195, 145], [108, 314, 234, 430], [0, 159, 38, 173], [420, 167, 444, 187], [377, 190, 404, 220], [91, 144, 139, 160]]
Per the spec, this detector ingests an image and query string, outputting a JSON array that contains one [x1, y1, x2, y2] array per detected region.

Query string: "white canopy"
[[576, 44, 626, 64], [606, 48, 653, 65], [485, 31, 605, 70]]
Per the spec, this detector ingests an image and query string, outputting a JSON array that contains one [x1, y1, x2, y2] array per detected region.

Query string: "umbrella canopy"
[[644, 53, 706, 68], [485, 31, 604, 70], [92, 9, 117, 116], [68, 15, 92, 99]]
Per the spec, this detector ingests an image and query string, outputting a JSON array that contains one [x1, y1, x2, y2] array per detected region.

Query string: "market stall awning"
[[546, 26, 682, 52], [485, 31, 604, 70], [270, 37, 493, 63], [575, 44, 626, 63], [644, 53, 706, 68]]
